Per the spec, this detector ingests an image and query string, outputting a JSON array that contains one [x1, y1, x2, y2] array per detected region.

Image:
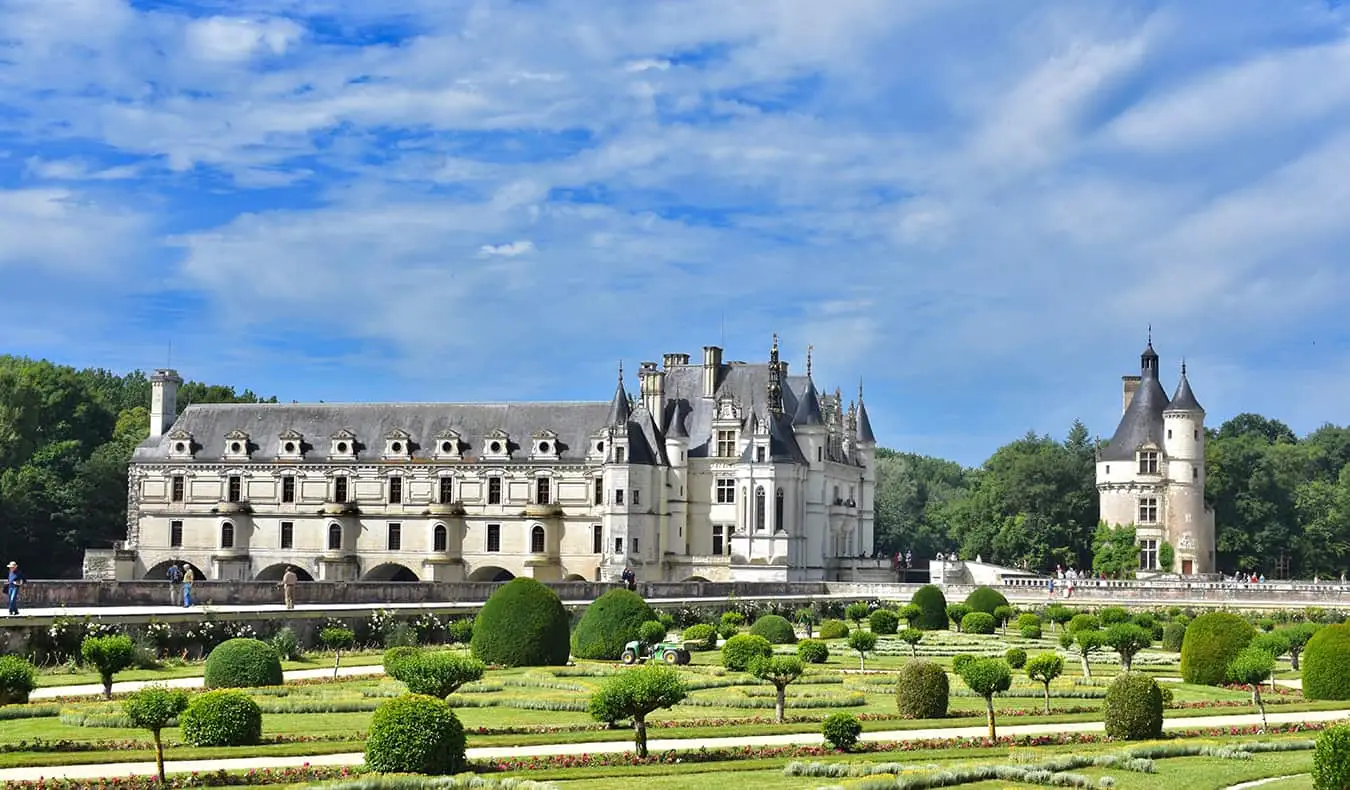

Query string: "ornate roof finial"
[[858, 378, 864, 403], [1181, 357, 1187, 375], [806, 344, 813, 378], [1147, 324, 1153, 345], [766, 332, 783, 415], [618, 360, 624, 382]]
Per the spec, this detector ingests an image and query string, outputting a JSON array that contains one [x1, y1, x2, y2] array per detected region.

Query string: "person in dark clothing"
[[6, 561, 25, 615], [620, 566, 636, 591], [166, 563, 183, 606]]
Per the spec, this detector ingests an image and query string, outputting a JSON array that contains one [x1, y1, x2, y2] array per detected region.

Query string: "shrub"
[[681, 624, 717, 651], [963, 587, 1009, 615], [81, 635, 137, 699], [718, 623, 739, 641], [471, 578, 571, 667], [384, 646, 424, 679], [818, 619, 850, 640], [365, 694, 466, 775], [848, 630, 878, 669], [895, 660, 948, 719], [1044, 605, 1075, 630], [1257, 618, 1276, 632], [1016, 613, 1042, 630], [956, 658, 1012, 739], [868, 609, 899, 635], [961, 612, 996, 635], [1303, 623, 1350, 701], [1004, 648, 1027, 669], [1161, 622, 1186, 652], [797, 639, 829, 664], [1024, 653, 1064, 714], [845, 602, 872, 625], [952, 654, 975, 674], [1131, 613, 1157, 632], [203, 638, 284, 689], [1103, 673, 1163, 741], [720, 611, 746, 627], [822, 712, 862, 751], [0, 655, 37, 705], [899, 604, 922, 625], [571, 589, 658, 660], [897, 628, 924, 656], [1098, 606, 1131, 625], [909, 585, 949, 630], [1313, 724, 1350, 790], [269, 627, 303, 661], [1067, 614, 1099, 634], [179, 689, 263, 747], [1019, 624, 1043, 640], [749, 614, 798, 644], [946, 604, 972, 631], [1159, 685, 1174, 706], [637, 620, 667, 644], [1180, 612, 1256, 686], [657, 612, 675, 630], [445, 618, 473, 644], [400, 652, 486, 698], [722, 634, 773, 671]]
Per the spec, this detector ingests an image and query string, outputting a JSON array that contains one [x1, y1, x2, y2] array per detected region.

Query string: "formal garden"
[[3, 581, 1350, 788]]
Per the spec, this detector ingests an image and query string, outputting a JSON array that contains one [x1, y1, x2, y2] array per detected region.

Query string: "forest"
[[1, 355, 1348, 579]]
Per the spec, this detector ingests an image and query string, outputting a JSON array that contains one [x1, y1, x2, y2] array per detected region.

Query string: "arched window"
[[433, 524, 448, 552], [220, 522, 235, 549], [775, 487, 785, 532], [327, 523, 342, 551], [754, 486, 766, 531], [531, 525, 546, 554]]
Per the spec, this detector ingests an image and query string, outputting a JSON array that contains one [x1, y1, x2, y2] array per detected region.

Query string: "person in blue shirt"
[[6, 561, 25, 615]]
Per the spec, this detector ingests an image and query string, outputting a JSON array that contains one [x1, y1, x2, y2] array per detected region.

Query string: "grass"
[[32, 650, 387, 688]]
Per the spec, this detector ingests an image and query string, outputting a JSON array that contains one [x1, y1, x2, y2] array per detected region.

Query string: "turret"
[[150, 368, 182, 438], [856, 381, 876, 447], [792, 345, 827, 464], [1163, 360, 1206, 479]]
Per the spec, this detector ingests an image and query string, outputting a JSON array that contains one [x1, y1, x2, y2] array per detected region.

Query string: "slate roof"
[[1100, 344, 1172, 462], [792, 378, 824, 426], [857, 400, 876, 444], [1167, 367, 1204, 413]]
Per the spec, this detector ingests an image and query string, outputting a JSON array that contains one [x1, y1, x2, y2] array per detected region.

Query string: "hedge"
[[818, 619, 850, 640], [470, 578, 571, 667], [203, 639, 284, 689], [1313, 724, 1350, 790], [179, 690, 263, 747], [1103, 673, 1163, 741], [1180, 612, 1256, 686], [681, 624, 717, 651], [895, 660, 948, 720], [1303, 623, 1350, 701], [1161, 623, 1186, 653], [748, 615, 798, 645], [868, 610, 899, 635], [798, 639, 829, 664], [365, 694, 466, 775], [909, 585, 949, 631], [961, 612, 997, 635], [963, 587, 1009, 615], [571, 590, 657, 660], [0, 655, 38, 706]]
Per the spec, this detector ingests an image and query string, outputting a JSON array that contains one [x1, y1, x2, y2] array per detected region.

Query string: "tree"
[[1103, 623, 1153, 672], [748, 655, 805, 723], [1092, 522, 1139, 578], [1279, 623, 1321, 671], [320, 626, 355, 678], [957, 658, 1013, 739], [81, 635, 136, 699], [1060, 629, 1106, 679], [897, 628, 924, 656], [1024, 653, 1064, 715], [122, 685, 190, 783], [847, 630, 878, 670], [1226, 646, 1276, 731], [399, 652, 487, 699], [587, 665, 688, 757]]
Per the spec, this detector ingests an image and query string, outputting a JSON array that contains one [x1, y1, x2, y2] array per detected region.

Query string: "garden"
[[2, 580, 1350, 789]]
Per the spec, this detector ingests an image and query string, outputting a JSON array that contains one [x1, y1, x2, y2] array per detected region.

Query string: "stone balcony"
[[319, 501, 360, 516], [423, 502, 467, 517], [523, 502, 564, 518], [213, 500, 253, 515]]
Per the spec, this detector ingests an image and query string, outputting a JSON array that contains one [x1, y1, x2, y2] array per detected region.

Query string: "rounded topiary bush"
[[1180, 612, 1256, 686], [818, 619, 850, 640], [0, 655, 38, 705], [1103, 673, 1163, 741], [1161, 622, 1186, 652], [365, 693, 466, 775], [383, 646, 423, 680], [179, 690, 263, 746], [749, 614, 797, 644], [798, 639, 829, 664], [910, 585, 949, 631], [1005, 648, 1027, 669], [722, 633, 773, 671], [822, 712, 862, 751], [1313, 723, 1350, 790], [637, 620, 668, 644], [571, 588, 657, 660], [203, 639, 283, 689], [963, 587, 1009, 615], [1303, 623, 1350, 701], [868, 609, 899, 635], [1019, 624, 1043, 640], [952, 654, 975, 674], [471, 577, 571, 667], [895, 659, 949, 719], [961, 612, 997, 635], [1098, 606, 1130, 625], [681, 624, 717, 651]]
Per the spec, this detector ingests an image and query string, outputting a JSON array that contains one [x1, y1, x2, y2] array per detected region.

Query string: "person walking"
[[5, 561, 24, 615], [281, 566, 298, 610], [181, 565, 194, 607], [166, 563, 183, 606]]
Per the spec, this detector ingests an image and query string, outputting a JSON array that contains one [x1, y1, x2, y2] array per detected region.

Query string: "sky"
[[3, 0, 1350, 467]]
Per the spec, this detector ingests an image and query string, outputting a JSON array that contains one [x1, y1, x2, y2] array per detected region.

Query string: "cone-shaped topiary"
[[963, 586, 1009, 615], [748, 614, 798, 644], [896, 659, 949, 719], [1302, 623, 1350, 700], [1103, 672, 1163, 740], [571, 589, 658, 660], [203, 638, 284, 689], [470, 577, 571, 667], [1180, 612, 1255, 686], [909, 585, 948, 631]]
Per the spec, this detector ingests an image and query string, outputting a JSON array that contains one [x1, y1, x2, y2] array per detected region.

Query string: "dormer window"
[[434, 430, 463, 460], [330, 428, 358, 461], [277, 429, 304, 461], [384, 429, 412, 460], [755, 445, 766, 463], [167, 429, 195, 459], [1138, 450, 1159, 475], [482, 429, 511, 461], [615, 445, 627, 463], [531, 430, 560, 460], [223, 430, 251, 461], [716, 430, 737, 458]]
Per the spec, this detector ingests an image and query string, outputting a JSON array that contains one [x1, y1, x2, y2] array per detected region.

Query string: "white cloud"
[[0, 188, 147, 272], [184, 16, 304, 62], [478, 240, 536, 257]]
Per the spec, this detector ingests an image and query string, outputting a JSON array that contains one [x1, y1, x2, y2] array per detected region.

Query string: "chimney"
[[702, 346, 722, 398], [662, 352, 690, 369], [638, 361, 664, 416], [1122, 375, 1141, 415], [150, 368, 183, 438]]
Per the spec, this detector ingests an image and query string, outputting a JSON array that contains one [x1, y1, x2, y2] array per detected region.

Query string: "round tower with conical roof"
[[1162, 360, 1211, 574]]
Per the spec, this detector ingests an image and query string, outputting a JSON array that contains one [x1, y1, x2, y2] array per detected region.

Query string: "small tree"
[[899, 603, 922, 626], [399, 652, 487, 699], [1024, 653, 1064, 715], [81, 635, 137, 699], [946, 604, 971, 632], [1104, 623, 1153, 672], [957, 658, 1012, 739], [749, 655, 805, 723], [993, 605, 1016, 635], [320, 626, 356, 678], [587, 665, 688, 757], [1226, 646, 1276, 731], [1278, 622, 1320, 670], [844, 602, 871, 627], [122, 685, 189, 783], [848, 630, 878, 670], [1044, 605, 1074, 633], [1060, 628, 1106, 679], [897, 628, 924, 656], [1250, 631, 1292, 693]]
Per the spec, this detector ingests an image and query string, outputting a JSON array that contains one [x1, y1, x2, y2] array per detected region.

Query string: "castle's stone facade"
[[1096, 339, 1216, 575], [91, 340, 878, 584]]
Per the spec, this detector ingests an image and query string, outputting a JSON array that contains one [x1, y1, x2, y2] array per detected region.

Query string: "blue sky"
[[3, 0, 1350, 467]]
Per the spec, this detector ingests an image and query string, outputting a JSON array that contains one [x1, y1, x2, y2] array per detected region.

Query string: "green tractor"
[[620, 639, 691, 665]]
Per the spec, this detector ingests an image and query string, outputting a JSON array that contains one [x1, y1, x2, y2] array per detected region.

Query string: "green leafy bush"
[[180, 689, 263, 747], [909, 585, 949, 631], [383, 646, 423, 679], [571, 589, 658, 660], [1161, 622, 1186, 652], [203, 638, 284, 689], [963, 587, 1009, 615], [895, 660, 948, 719], [365, 694, 466, 775], [1131, 613, 1156, 632], [81, 635, 137, 699], [1019, 624, 1043, 640], [961, 612, 996, 635], [398, 652, 486, 698], [122, 685, 190, 783], [899, 604, 922, 625], [1313, 724, 1350, 790], [822, 712, 862, 751], [471, 578, 571, 667], [269, 627, 304, 661], [797, 639, 829, 664], [1303, 623, 1350, 701], [1016, 613, 1042, 630], [845, 602, 872, 625], [656, 612, 675, 630], [1103, 673, 1163, 740], [1067, 614, 1099, 634], [718, 623, 739, 641], [1004, 648, 1027, 669], [952, 654, 975, 674], [818, 619, 850, 640], [445, 618, 473, 644], [749, 614, 798, 644], [587, 665, 688, 757], [0, 655, 37, 705], [681, 624, 717, 651], [722, 634, 773, 671], [1180, 612, 1256, 686], [720, 611, 746, 627], [637, 620, 667, 644], [946, 604, 972, 630], [868, 609, 899, 635], [1098, 606, 1131, 625]]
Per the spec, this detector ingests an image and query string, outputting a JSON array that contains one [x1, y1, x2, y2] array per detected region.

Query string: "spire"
[[1167, 359, 1204, 413], [806, 344, 813, 378], [606, 361, 631, 425], [766, 333, 784, 415], [856, 379, 876, 444], [1141, 327, 1159, 377], [792, 377, 824, 426]]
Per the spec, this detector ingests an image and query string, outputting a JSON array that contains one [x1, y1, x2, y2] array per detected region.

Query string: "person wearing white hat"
[[5, 561, 25, 615]]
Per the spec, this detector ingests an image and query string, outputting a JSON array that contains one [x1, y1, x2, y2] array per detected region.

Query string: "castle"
[[1096, 337, 1216, 575], [86, 339, 878, 584]]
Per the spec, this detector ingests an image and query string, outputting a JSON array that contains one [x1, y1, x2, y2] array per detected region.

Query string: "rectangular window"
[[439, 477, 455, 504], [227, 475, 242, 503], [387, 523, 402, 551], [614, 536, 624, 554], [389, 476, 403, 504], [333, 476, 349, 504], [632, 489, 640, 505], [817, 446, 823, 462], [615, 446, 626, 463], [536, 477, 551, 505], [594, 478, 604, 505], [486, 524, 501, 552], [281, 476, 295, 503], [1138, 451, 1159, 475], [280, 521, 294, 549], [756, 446, 766, 463], [171, 475, 185, 503], [592, 524, 603, 554], [615, 489, 625, 505], [1193, 467, 1199, 480], [717, 430, 736, 457], [170, 520, 183, 547], [1138, 497, 1158, 524], [712, 524, 724, 556], [716, 478, 735, 503], [1139, 539, 1158, 570], [633, 537, 640, 555], [487, 477, 502, 504]]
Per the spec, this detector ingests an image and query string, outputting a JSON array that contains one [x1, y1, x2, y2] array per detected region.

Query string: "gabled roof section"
[[1166, 363, 1204, 413]]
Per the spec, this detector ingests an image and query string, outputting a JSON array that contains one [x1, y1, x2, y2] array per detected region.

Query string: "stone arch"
[[362, 563, 420, 582], [256, 563, 315, 582], [144, 559, 208, 581], [563, 573, 588, 582], [468, 565, 515, 582], [682, 575, 711, 582]]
